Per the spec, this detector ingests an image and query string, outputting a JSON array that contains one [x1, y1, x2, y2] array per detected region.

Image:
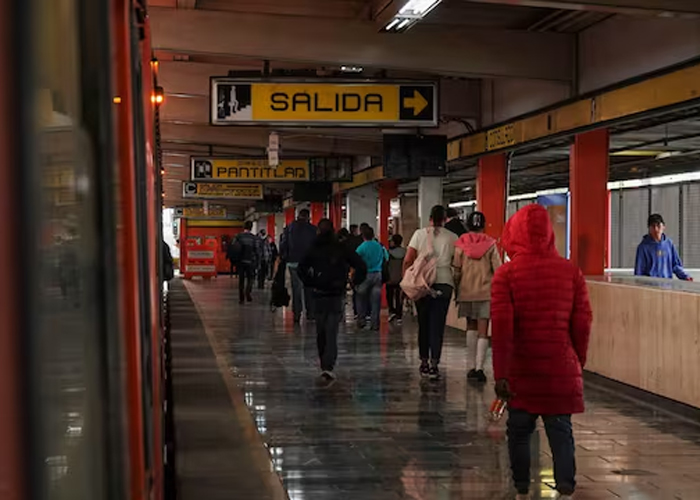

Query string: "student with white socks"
[[452, 211, 502, 383]]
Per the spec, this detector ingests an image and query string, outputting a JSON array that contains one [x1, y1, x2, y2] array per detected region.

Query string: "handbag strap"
[[425, 227, 435, 257]]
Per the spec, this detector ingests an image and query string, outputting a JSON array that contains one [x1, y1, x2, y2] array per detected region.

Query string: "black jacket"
[[280, 220, 317, 264], [445, 218, 467, 237], [298, 233, 367, 296], [233, 231, 260, 265]]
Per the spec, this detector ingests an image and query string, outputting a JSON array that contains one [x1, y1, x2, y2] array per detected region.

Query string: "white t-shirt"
[[408, 227, 457, 286]]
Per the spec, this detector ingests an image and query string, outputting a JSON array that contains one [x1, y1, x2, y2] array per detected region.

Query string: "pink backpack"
[[400, 228, 438, 301]]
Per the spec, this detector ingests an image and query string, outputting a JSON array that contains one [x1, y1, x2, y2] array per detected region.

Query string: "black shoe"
[[246, 294, 253, 302], [475, 370, 487, 383], [467, 369, 479, 380], [419, 363, 430, 378], [429, 366, 441, 381], [239, 298, 245, 304], [319, 371, 336, 388]]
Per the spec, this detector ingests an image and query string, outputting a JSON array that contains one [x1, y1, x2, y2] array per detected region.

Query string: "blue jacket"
[[634, 234, 690, 280], [356, 240, 388, 273]]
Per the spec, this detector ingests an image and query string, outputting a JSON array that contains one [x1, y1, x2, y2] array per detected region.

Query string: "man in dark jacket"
[[634, 213, 692, 281], [299, 219, 367, 385], [233, 221, 260, 304], [280, 208, 318, 323], [445, 208, 467, 237]]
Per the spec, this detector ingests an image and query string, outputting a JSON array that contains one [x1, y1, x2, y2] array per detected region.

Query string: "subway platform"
[[171, 278, 700, 500]]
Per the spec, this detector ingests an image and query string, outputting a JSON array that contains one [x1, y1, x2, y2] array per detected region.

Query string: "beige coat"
[[452, 244, 502, 302]]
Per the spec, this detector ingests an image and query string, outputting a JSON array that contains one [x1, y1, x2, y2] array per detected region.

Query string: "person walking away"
[[233, 221, 260, 304], [453, 211, 502, 384], [268, 236, 279, 280], [445, 207, 467, 237], [491, 204, 592, 500], [298, 219, 367, 386], [386, 234, 406, 323], [256, 229, 272, 289], [635, 213, 693, 281], [355, 226, 388, 331], [280, 208, 318, 323], [403, 205, 457, 380]]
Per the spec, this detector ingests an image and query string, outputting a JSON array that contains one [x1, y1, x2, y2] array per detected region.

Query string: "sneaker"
[[246, 294, 253, 302], [239, 298, 245, 305], [396, 317, 403, 325], [475, 370, 487, 383], [320, 371, 336, 388], [467, 369, 479, 380], [419, 363, 430, 378], [388, 313, 396, 322], [429, 366, 441, 381]]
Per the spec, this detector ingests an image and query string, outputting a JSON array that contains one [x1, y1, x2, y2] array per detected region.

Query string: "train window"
[[28, 0, 117, 498]]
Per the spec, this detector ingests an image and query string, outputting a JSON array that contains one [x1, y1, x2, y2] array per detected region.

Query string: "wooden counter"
[[586, 280, 700, 408]]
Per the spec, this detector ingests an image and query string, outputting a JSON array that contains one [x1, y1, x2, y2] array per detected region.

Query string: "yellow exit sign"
[[211, 79, 438, 127]]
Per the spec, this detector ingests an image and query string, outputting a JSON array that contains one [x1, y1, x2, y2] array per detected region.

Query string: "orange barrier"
[[183, 237, 217, 280]]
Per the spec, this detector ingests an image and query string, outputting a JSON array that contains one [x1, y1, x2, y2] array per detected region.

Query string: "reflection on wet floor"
[[184, 278, 700, 500]]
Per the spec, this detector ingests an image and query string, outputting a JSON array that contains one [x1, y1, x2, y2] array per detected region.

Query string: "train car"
[[0, 1, 171, 499]]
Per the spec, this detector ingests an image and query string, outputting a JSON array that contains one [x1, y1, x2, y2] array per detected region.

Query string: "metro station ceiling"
[[148, 0, 699, 211]]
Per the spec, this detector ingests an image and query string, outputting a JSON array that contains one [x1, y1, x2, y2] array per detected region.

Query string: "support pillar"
[[284, 206, 295, 226], [476, 154, 507, 240], [266, 215, 276, 241], [418, 177, 443, 228], [570, 128, 609, 275], [346, 184, 377, 229], [378, 180, 398, 247], [329, 192, 343, 230], [311, 202, 325, 225]]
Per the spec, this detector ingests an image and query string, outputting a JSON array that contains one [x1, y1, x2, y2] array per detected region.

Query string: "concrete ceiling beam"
[[149, 6, 574, 81], [457, 0, 700, 16], [159, 123, 383, 156]]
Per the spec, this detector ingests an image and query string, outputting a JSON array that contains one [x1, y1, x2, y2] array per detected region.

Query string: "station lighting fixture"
[[384, 0, 443, 33], [151, 86, 165, 105], [340, 65, 363, 73]]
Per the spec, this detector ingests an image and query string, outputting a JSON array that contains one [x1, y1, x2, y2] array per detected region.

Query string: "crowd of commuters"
[[222, 203, 700, 499]]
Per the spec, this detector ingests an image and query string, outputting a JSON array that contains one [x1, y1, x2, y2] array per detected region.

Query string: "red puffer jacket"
[[491, 205, 592, 415]]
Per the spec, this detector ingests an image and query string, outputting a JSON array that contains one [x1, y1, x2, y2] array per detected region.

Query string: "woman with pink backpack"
[[402, 205, 457, 381]]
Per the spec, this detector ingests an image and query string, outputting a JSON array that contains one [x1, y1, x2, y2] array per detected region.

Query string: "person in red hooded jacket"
[[452, 211, 502, 384], [491, 204, 592, 500]]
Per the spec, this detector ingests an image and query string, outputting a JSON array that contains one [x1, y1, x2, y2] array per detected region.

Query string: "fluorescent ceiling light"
[[340, 65, 363, 73], [610, 150, 669, 157], [399, 0, 443, 16], [449, 200, 477, 208]]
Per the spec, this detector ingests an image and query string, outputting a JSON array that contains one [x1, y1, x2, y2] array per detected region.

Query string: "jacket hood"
[[389, 247, 406, 259], [502, 204, 556, 258], [455, 232, 496, 259], [641, 233, 668, 245]]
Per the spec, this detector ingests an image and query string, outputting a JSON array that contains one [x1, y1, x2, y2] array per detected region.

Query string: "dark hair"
[[259, 229, 266, 236], [298, 208, 310, 219], [361, 226, 375, 241], [349, 224, 358, 231], [244, 221, 253, 231], [446, 207, 459, 219], [317, 218, 334, 235], [359, 222, 370, 230], [391, 234, 403, 246], [430, 205, 446, 227], [337, 227, 350, 239], [467, 211, 486, 231], [648, 213, 665, 227]]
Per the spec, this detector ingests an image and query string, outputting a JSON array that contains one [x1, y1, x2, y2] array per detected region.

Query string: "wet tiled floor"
[[182, 278, 700, 499]]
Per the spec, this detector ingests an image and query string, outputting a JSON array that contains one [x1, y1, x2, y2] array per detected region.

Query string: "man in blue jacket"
[[280, 208, 318, 323], [635, 214, 693, 281]]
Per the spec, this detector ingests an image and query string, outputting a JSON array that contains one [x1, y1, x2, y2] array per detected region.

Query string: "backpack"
[[400, 228, 437, 301], [228, 238, 243, 264]]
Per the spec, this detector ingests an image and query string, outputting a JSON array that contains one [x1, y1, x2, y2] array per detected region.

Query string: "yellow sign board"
[[486, 124, 515, 151], [181, 206, 227, 218], [182, 182, 264, 200], [211, 79, 437, 127], [191, 158, 310, 182]]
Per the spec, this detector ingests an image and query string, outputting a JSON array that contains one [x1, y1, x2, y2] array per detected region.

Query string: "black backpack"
[[228, 239, 243, 264]]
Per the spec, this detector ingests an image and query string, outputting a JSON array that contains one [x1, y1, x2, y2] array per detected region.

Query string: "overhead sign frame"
[[210, 78, 439, 128], [191, 157, 311, 182]]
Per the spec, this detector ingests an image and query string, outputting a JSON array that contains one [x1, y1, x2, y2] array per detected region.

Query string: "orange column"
[[311, 202, 325, 225], [267, 214, 276, 241], [570, 128, 609, 275], [285, 207, 295, 226], [378, 180, 398, 247], [477, 154, 507, 241], [329, 192, 343, 230]]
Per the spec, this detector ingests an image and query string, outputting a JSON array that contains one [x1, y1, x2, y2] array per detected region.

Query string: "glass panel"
[[620, 188, 650, 268], [651, 185, 681, 253], [31, 0, 109, 497], [682, 183, 700, 268]]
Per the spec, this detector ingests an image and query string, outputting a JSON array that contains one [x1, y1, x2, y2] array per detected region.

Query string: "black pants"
[[237, 263, 254, 302], [386, 284, 403, 318], [507, 408, 576, 495], [415, 284, 452, 364], [257, 261, 268, 289], [315, 295, 343, 372]]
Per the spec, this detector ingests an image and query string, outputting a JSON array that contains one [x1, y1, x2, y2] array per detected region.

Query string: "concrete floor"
[[175, 277, 700, 500]]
